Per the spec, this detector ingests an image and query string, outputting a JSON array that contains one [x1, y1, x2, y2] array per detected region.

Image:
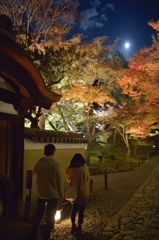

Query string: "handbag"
[[65, 183, 78, 202], [65, 167, 80, 202]]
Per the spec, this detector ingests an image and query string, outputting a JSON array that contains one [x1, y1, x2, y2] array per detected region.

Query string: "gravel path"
[[38, 156, 159, 240]]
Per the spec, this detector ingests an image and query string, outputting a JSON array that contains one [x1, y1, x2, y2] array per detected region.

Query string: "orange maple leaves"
[[117, 20, 159, 137], [118, 23, 159, 107], [61, 82, 116, 106]]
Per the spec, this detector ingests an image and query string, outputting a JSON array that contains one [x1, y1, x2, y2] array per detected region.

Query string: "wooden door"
[[0, 119, 13, 176], [0, 113, 16, 215]]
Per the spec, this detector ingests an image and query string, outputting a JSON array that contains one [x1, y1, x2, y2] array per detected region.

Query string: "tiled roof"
[[24, 128, 87, 144]]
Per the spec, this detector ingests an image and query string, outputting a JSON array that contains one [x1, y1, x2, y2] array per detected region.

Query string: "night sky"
[[69, 0, 159, 60]]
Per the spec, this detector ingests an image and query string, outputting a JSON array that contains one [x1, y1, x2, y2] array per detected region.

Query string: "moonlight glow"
[[125, 43, 130, 48]]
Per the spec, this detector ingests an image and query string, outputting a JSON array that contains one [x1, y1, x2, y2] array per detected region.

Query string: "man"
[[98, 154, 102, 163], [29, 144, 63, 240]]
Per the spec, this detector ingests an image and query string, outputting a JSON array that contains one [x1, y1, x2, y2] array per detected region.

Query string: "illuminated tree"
[[55, 82, 116, 161], [0, 0, 79, 39], [44, 98, 84, 132], [44, 37, 125, 162], [118, 20, 159, 109], [117, 20, 159, 151], [108, 49, 128, 69], [115, 103, 151, 157], [36, 36, 116, 131], [0, 0, 82, 86]]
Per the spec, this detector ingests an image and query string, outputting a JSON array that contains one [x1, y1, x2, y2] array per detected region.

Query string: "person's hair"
[[69, 153, 86, 168], [44, 144, 56, 156]]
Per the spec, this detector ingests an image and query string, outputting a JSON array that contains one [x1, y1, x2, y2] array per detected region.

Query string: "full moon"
[[125, 43, 130, 48]]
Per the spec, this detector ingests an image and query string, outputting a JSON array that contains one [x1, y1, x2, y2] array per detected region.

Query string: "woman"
[[66, 153, 90, 236]]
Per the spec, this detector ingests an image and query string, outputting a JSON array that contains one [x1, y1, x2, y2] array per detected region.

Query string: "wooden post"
[[13, 115, 25, 217], [89, 179, 93, 199], [104, 172, 108, 190]]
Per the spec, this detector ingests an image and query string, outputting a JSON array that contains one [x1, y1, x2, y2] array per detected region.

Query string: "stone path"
[[103, 164, 159, 240]]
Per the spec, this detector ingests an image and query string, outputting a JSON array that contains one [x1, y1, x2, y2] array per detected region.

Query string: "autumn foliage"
[[118, 21, 159, 108], [117, 20, 159, 142], [2, 0, 159, 157], [61, 82, 116, 106]]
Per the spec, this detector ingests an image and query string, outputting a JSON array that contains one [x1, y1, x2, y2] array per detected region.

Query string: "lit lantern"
[[54, 202, 62, 223], [55, 210, 61, 222]]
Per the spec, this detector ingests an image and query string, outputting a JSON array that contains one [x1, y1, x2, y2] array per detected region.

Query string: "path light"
[[55, 210, 61, 222], [55, 202, 62, 223]]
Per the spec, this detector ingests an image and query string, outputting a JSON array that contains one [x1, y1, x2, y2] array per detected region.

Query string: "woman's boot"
[[71, 222, 77, 235], [76, 223, 83, 235]]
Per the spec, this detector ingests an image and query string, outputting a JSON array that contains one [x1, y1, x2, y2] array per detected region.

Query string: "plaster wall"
[[0, 101, 18, 115], [0, 78, 18, 115]]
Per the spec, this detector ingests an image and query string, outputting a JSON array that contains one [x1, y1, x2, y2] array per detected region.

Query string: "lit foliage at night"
[[118, 21, 159, 134], [1, 1, 159, 159]]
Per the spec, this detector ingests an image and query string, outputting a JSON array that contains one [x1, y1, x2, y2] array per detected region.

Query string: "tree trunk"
[[125, 135, 130, 157], [113, 128, 117, 145], [154, 135, 159, 153], [134, 139, 138, 155], [86, 140, 91, 164], [117, 129, 131, 157], [126, 146, 130, 157], [38, 114, 46, 129], [85, 111, 91, 163]]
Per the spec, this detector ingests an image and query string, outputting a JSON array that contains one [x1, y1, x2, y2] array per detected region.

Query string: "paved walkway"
[[103, 164, 159, 240]]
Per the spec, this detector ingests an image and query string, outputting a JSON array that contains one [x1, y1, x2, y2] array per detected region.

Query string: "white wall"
[[0, 77, 18, 115], [0, 101, 18, 115]]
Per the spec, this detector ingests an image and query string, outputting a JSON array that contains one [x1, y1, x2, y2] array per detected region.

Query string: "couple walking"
[[28, 144, 90, 240]]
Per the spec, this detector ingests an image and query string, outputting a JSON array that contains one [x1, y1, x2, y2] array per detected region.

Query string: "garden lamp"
[[54, 202, 62, 223]]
